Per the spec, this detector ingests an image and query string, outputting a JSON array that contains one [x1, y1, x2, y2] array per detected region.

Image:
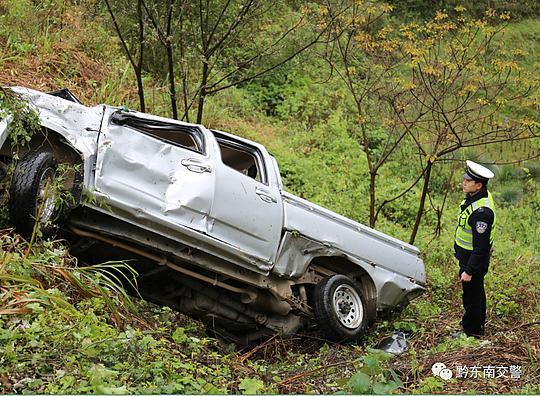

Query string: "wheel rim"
[[36, 167, 56, 225], [333, 284, 363, 329]]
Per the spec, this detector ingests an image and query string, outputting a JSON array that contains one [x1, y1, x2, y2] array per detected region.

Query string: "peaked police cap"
[[463, 160, 495, 182]]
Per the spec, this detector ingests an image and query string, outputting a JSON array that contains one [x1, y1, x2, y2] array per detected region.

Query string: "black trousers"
[[459, 270, 486, 336]]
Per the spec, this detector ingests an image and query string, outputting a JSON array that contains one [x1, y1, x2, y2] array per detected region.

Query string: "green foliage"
[[0, 88, 40, 147], [101, 0, 319, 120], [0, 235, 231, 394], [495, 164, 529, 183], [0, 235, 137, 318], [0, 303, 230, 394], [414, 375, 445, 393], [379, 183, 420, 227], [344, 349, 403, 394], [0, 0, 107, 66], [0, 89, 41, 226], [271, 110, 371, 223], [0, 0, 41, 54], [432, 333, 481, 353], [202, 87, 262, 126], [496, 183, 524, 206], [238, 378, 265, 395]]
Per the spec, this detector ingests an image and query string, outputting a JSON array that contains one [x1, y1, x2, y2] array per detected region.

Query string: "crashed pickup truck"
[[1, 87, 425, 344]]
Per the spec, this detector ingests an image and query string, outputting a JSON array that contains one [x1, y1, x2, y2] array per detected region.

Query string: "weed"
[[344, 349, 403, 394]]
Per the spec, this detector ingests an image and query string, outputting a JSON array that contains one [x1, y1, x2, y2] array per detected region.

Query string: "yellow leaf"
[[434, 11, 448, 20], [499, 11, 511, 20], [485, 8, 496, 17]]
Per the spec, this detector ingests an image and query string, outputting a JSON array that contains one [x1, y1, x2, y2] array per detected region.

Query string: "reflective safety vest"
[[455, 191, 496, 250]]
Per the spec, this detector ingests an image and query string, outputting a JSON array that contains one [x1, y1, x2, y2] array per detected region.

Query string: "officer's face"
[[462, 178, 483, 194]]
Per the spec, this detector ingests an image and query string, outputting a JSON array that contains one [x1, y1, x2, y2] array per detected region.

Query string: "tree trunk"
[[196, 61, 209, 124], [104, 0, 145, 112], [136, 0, 146, 112], [409, 159, 433, 245], [135, 70, 146, 113], [166, 44, 178, 119], [166, 0, 177, 119], [369, 170, 377, 228]]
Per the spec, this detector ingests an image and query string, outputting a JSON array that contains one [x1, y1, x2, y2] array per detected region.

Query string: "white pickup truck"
[[1, 87, 425, 344]]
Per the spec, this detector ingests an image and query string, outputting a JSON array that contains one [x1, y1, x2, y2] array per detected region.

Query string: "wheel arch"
[[309, 255, 378, 322], [28, 127, 84, 166], [12, 128, 85, 207], [1, 125, 85, 166]]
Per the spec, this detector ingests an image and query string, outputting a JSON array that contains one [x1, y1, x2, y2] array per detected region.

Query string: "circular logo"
[[439, 368, 453, 380], [431, 362, 446, 376], [432, 362, 453, 381]]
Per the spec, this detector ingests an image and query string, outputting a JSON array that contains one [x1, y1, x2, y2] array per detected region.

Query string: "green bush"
[[496, 183, 524, 206]]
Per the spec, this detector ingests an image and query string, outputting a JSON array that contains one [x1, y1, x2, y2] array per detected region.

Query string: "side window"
[[215, 137, 266, 184], [110, 112, 204, 154], [143, 129, 200, 152]]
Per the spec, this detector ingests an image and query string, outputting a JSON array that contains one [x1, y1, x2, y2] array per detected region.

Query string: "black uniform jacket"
[[454, 189, 495, 276]]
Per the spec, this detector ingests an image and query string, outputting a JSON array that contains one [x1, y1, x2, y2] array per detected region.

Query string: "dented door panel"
[[94, 112, 215, 233]]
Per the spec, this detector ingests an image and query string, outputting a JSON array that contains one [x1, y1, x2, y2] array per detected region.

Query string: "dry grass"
[[398, 329, 539, 393], [0, 7, 135, 105]]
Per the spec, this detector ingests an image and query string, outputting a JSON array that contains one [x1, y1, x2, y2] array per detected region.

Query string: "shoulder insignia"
[[476, 221, 488, 234]]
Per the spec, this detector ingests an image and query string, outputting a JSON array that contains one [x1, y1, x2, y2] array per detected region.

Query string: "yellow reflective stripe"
[[456, 236, 473, 249], [471, 198, 490, 211]]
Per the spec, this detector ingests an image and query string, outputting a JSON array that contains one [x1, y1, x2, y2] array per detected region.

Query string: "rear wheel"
[[9, 150, 59, 238], [313, 274, 368, 342]]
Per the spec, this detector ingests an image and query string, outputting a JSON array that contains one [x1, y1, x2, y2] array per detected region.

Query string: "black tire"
[[9, 150, 59, 238], [313, 274, 368, 342]]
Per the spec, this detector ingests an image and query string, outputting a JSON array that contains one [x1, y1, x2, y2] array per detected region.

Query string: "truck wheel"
[[313, 274, 367, 342], [9, 150, 59, 238]]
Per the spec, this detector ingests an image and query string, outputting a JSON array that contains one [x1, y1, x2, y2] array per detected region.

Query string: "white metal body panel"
[[278, 191, 425, 282], [210, 160, 283, 263], [94, 110, 215, 234], [6, 87, 104, 186]]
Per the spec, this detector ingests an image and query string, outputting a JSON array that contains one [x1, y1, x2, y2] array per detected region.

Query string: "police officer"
[[454, 160, 496, 337]]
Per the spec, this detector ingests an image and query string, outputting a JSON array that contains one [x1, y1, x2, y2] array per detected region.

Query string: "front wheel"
[[9, 150, 60, 238], [313, 274, 368, 342]]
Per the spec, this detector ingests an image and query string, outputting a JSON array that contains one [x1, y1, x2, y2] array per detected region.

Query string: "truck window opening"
[[217, 141, 261, 182]]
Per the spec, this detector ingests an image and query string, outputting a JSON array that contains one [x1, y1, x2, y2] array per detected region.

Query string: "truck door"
[[209, 131, 283, 264], [94, 111, 215, 233]]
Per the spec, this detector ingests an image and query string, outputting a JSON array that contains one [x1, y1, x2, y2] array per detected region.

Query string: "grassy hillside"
[[1, 0, 539, 394]]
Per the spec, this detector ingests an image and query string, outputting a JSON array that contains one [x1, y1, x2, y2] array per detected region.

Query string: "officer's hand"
[[461, 272, 472, 282]]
